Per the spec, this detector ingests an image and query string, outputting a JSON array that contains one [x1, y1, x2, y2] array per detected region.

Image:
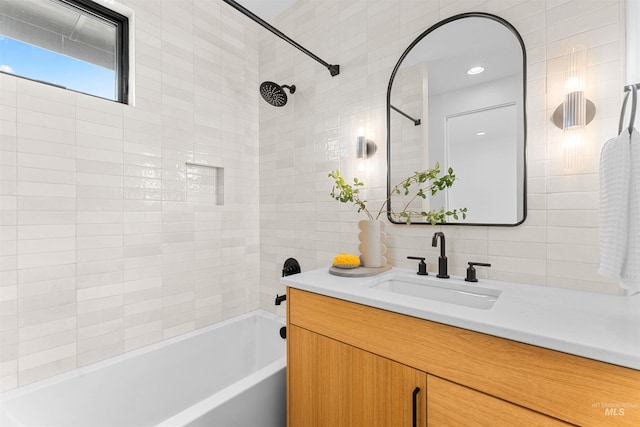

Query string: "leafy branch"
[[329, 163, 467, 225], [328, 171, 372, 220]]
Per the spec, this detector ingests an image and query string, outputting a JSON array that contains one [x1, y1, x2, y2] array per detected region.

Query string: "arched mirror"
[[386, 13, 526, 225]]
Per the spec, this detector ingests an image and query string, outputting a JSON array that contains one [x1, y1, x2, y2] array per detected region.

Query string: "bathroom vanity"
[[282, 268, 640, 426]]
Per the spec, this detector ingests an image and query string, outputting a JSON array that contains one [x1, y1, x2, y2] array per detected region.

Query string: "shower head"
[[260, 81, 296, 107]]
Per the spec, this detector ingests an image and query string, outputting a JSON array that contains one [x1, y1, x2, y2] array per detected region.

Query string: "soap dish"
[[332, 264, 360, 269], [329, 264, 392, 277]]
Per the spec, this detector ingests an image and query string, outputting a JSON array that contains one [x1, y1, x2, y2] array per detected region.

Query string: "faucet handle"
[[407, 256, 428, 275], [465, 262, 491, 282]]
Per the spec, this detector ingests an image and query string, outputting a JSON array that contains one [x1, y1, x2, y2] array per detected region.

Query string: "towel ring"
[[617, 90, 630, 134], [629, 85, 637, 135], [620, 84, 639, 135]]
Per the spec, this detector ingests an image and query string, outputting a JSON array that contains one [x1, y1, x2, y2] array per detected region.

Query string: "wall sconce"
[[552, 45, 596, 170], [356, 127, 377, 159]]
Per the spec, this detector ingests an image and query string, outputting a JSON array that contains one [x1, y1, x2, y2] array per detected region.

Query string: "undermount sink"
[[363, 273, 501, 310]]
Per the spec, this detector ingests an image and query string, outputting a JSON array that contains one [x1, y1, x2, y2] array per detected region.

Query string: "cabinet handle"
[[412, 387, 420, 427]]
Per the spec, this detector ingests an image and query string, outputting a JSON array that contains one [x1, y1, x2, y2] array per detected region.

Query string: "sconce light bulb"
[[567, 132, 582, 147], [566, 76, 583, 93]]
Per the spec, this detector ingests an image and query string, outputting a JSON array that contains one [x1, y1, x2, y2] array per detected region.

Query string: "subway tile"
[[18, 343, 76, 372], [18, 277, 75, 299], [77, 236, 122, 251], [76, 107, 123, 128], [76, 146, 123, 164], [16, 94, 75, 117], [76, 347, 121, 370], [17, 109, 75, 132], [77, 283, 123, 303], [18, 355, 76, 387], [17, 152, 75, 171], [0, 285, 17, 302], [76, 271, 122, 290], [76, 259, 123, 277], [17, 264, 75, 285], [124, 330, 162, 353], [548, 226, 598, 245], [77, 185, 123, 200], [18, 225, 75, 240], [17, 138, 75, 159], [18, 310, 75, 343], [77, 211, 122, 225], [77, 331, 123, 367], [76, 198, 122, 212], [17, 124, 75, 146], [17, 182, 75, 198], [18, 167, 75, 185], [77, 247, 124, 263], [19, 330, 75, 359], [17, 251, 75, 270], [18, 238, 75, 254]]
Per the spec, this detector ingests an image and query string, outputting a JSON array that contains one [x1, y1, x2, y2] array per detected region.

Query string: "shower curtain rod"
[[222, 0, 340, 77], [390, 105, 421, 126]]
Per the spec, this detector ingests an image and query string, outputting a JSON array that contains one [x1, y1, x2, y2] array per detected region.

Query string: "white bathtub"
[[0, 309, 286, 427]]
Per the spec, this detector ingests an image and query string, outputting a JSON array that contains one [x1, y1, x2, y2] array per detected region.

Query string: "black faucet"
[[431, 232, 449, 278]]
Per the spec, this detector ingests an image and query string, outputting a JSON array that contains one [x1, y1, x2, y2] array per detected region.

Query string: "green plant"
[[329, 163, 467, 225]]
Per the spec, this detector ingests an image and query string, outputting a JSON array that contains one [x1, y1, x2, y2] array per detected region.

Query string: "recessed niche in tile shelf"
[[186, 163, 224, 206]]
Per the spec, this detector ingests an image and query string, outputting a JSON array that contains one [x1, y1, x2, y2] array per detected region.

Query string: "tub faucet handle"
[[275, 294, 286, 305], [407, 256, 428, 275], [465, 262, 492, 282], [282, 258, 301, 277]]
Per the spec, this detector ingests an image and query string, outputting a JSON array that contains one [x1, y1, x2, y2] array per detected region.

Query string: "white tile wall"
[[261, 0, 625, 317], [0, 0, 629, 394], [0, 0, 259, 391]]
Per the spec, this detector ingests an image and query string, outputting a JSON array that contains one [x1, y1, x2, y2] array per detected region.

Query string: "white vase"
[[358, 220, 387, 268]]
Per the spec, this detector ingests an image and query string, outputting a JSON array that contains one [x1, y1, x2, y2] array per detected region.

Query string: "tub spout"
[[275, 294, 286, 305]]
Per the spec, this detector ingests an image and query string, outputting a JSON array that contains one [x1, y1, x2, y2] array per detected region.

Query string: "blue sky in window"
[[0, 36, 116, 100]]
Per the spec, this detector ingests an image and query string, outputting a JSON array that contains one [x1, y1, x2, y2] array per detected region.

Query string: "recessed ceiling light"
[[476, 132, 486, 136], [467, 66, 485, 75]]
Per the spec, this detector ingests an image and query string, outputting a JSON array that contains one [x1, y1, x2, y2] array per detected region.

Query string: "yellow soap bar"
[[333, 253, 360, 267]]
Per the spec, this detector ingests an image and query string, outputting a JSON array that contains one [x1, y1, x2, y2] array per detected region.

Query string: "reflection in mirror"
[[387, 13, 526, 225]]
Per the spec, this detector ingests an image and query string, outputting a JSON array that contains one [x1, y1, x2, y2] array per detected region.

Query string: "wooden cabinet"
[[427, 375, 570, 426], [288, 325, 426, 427], [287, 288, 640, 427]]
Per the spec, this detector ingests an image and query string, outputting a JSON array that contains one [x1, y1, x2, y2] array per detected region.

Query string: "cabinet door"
[[288, 325, 427, 427], [427, 375, 571, 426]]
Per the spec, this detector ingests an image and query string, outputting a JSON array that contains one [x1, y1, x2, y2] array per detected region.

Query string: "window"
[[0, 0, 129, 103]]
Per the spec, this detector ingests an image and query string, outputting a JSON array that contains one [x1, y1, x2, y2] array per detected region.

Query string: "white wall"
[[0, 0, 261, 391], [261, 0, 626, 319]]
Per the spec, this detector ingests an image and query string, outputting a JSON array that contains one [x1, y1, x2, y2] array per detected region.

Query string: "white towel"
[[598, 127, 640, 292]]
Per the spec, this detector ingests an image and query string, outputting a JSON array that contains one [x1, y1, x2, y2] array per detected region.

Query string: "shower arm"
[[222, 0, 340, 77]]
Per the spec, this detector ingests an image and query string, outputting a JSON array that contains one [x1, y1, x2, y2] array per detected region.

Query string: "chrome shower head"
[[260, 81, 296, 107]]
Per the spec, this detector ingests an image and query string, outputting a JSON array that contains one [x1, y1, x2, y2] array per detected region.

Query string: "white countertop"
[[281, 267, 640, 370]]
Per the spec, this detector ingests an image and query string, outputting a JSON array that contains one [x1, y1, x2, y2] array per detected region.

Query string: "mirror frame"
[[386, 12, 527, 226]]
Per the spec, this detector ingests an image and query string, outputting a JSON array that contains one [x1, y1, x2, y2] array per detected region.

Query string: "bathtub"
[[0, 309, 286, 427]]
